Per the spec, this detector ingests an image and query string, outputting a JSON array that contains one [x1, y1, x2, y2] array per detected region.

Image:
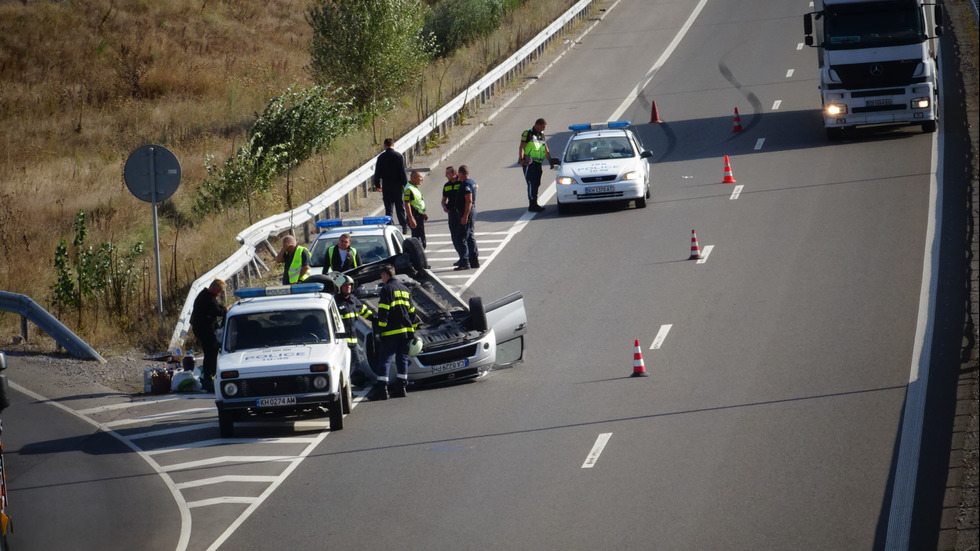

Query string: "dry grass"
[[0, 0, 582, 352]]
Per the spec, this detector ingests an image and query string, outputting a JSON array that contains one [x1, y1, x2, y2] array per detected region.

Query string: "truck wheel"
[[403, 237, 428, 275], [341, 375, 352, 414], [468, 297, 488, 332], [921, 120, 937, 133], [329, 394, 345, 430], [218, 409, 235, 438], [826, 128, 844, 141], [304, 274, 339, 294]]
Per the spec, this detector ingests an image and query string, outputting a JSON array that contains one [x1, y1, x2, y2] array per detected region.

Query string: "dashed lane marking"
[[697, 245, 714, 264], [651, 325, 672, 350], [730, 185, 744, 200], [582, 433, 613, 469]]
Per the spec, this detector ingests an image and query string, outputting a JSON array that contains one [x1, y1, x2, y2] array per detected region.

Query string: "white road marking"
[[772, 100, 782, 110], [786, 69, 794, 78], [697, 245, 714, 264], [730, 185, 744, 200], [754, 138, 765, 150], [175, 475, 279, 490], [127, 422, 218, 440], [145, 437, 317, 455], [797, 43, 804, 50], [161, 455, 299, 472], [76, 396, 180, 414], [187, 496, 258, 509], [582, 433, 613, 469], [101, 407, 215, 428], [650, 324, 672, 349]]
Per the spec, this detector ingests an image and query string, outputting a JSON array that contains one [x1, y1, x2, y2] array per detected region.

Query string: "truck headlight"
[[911, 97, 930, 109], [622, 171, 639, 181], [223, 382, 239, 397], [557, 177, 575, 185], [312, 375, 328, 390], [826, 104, 847, 116]]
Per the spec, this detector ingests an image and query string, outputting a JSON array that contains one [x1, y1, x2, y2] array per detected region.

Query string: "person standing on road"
[[441, 166, 465, 265], [371, 264, 418, 400], [372, 138, 409, 232], [403, 170, 428, 248], [327, 233, 361, 272], [335, 274, 376, 386], [519, 118, 554, 212], [453, 165, 479, 270], [275, 235, 310, 284], [190, 278, 230, 393]]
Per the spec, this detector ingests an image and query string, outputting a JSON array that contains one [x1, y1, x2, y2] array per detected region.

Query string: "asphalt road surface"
[[2, 0, 971, 550]]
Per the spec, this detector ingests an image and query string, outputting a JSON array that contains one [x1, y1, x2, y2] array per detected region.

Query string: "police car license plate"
[[867, 99, 892, 106], [584, 185, 613, 194], [257, 396, 297, 407], [432, 359, 467, 373]]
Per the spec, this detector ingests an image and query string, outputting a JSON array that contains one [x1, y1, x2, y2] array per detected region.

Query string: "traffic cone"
[[689, 230, 702, 260], [650, 100, 663, 124], [631, 339, 649, 377], [722, 155, 736, 184], [732, 107, 743, 132]]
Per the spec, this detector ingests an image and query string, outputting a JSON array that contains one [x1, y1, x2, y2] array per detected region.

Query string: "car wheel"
[[402, 237, 428, 275], [468, 297, 488, 332], [557, 202, 570, 214], [826, 127, 844, 141], [329, 393, 345, 430], [304, 273, 339, 294], [218, 408, 235, 438], [635, 196, 647, 208], [341, 374, 352, 414], [921, 120, 937, 133]]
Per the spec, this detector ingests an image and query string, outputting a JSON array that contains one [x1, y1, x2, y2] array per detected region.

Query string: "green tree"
[[424, 0, 504, 58], [307, 0, 434, 139]]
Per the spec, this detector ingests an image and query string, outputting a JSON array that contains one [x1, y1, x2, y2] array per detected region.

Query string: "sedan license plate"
[[257, 396, 297, 407], [867, 99, 892, 106], [584, 185, 614, 194], [432, 359, 467, 374]]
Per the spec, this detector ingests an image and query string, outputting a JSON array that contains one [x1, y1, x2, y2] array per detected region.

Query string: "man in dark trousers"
[[403, 169, 428, 248], [335, 274, 375, 386], [441, 165, 464, 265], [452, 165, 479, 271], [372, 138, 409, 232], [190, 278, 230, 393], [518, 118, 554, 212], [370, 264, 418, 400]]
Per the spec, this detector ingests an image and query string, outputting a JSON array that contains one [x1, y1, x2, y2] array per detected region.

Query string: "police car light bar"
[[568, 121, 632, 131], [234, 282, 325, 298], [315, 216, 392, 229]]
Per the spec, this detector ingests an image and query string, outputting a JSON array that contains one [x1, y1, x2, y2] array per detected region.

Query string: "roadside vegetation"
[[0, 0, 580, 353]]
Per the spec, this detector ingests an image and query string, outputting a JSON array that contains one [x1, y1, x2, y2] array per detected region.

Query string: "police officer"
[[275, 235, 310, 284], [327, 233, 361, 271], [403, 170, 428, 248], [335, 274, 375, 385], [452, 165, 479, 271], [519, 118, 554, 212], [371, 264, 418, 400], [441, 166, 465, 266]]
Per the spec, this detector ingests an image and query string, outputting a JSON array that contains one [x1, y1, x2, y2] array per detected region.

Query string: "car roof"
[[570, 128, 631, 140], [314, 224, 393, 240], [229, 293, 335, 315]]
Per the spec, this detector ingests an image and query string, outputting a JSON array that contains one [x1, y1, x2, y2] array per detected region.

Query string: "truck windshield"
[[225, 309, 329, 351], [823, 2, 925, 50]]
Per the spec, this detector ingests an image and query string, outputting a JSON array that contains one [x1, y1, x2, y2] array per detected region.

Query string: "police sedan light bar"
[[568, 121, 632, 131], [315, 216, 392, 229], [234, 282, 325, 298]]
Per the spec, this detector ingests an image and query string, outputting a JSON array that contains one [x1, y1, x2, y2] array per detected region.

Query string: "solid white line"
[[127, 422, 218, 440], [76, 396, 180, 415], [754, 138, 765, 150], [161, 455, 299, 472], [786, 69, 795, 78], [730, 185, 744, 200], [101, 407, 215, 428], [582, 433, 613, 469], [772, 100, 782, 110], [697, 245, 713, 264], [175, 475, 279, 490], [610, 0, 711, 121], [884, 77, 944, 551], [145, 437, 317, 456], [650, 324, 672, 349], [187, 496, 258, 509]]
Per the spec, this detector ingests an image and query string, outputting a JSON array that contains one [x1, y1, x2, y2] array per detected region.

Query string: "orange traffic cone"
[[651, 100, 663, 124], [722, 155, 736, 184], [689, 230, 702, 260], [732, 107, 743, 132], [631, 339, 648, 377]]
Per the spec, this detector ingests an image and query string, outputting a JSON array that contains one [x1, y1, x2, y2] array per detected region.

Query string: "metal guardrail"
[[0, 292, 106, 363], [169, 0, 599, 350]]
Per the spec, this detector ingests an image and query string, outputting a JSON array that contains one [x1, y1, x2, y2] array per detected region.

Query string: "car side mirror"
[[640, 150, 653, 159], [550, 158, 561, 166]]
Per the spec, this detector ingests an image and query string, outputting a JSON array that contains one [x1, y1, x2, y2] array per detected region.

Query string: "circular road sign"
[[124, 144, 181, 203]]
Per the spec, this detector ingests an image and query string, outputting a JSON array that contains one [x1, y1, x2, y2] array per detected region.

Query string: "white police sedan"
[[553, 121, 653, 214], [308, 216, 406, 276]]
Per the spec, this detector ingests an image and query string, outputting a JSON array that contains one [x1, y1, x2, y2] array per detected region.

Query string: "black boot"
[[530, 200, 545, 212], [391, 381, 408, 398], [369, 384, 389, 401]]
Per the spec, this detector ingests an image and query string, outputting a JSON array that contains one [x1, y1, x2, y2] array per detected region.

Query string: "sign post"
[[123, 145, 181, 322]]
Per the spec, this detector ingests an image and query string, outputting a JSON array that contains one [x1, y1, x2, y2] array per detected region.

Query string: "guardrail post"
[[20, 315, 28, 342]]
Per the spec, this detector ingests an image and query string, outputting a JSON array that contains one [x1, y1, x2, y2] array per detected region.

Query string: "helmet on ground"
[[408, 336, 423, 356]]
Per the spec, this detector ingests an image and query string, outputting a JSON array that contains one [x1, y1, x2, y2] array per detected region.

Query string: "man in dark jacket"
[[336, 274, 375, 385], [372, 138, 409, 232], [371, 265, 418, 400], [190, 278, 230, 393], [327, 233, 362, 272]]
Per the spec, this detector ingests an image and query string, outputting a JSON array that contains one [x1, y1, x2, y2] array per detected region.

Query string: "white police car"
[[553, 121, 653, 214], [308, 216, 406, 276], [215, 282, 352, 437]]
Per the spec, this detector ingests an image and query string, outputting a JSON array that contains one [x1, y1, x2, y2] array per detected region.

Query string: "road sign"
[[124, 145, 181, 203]]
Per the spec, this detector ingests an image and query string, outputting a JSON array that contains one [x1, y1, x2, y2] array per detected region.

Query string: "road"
[[1, 0, 970, 549]]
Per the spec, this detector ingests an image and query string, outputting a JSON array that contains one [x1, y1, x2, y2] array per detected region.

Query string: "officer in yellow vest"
[[274, 235, 310, 284], [403, 169, 428, 247], [519, 118, 555, 212]]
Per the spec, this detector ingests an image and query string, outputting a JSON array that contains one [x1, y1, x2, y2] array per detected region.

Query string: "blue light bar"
[[315, 216, 392, 229], [568, 121, 632, 131], [234, 282, 324, 298]]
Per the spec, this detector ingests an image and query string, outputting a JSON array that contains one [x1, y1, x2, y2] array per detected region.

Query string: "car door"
[[485, 292, 527, 366]]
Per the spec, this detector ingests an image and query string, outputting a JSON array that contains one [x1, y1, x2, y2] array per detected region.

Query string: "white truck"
[[804, 0, 943, 139], [215, 282, 352, 438]]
